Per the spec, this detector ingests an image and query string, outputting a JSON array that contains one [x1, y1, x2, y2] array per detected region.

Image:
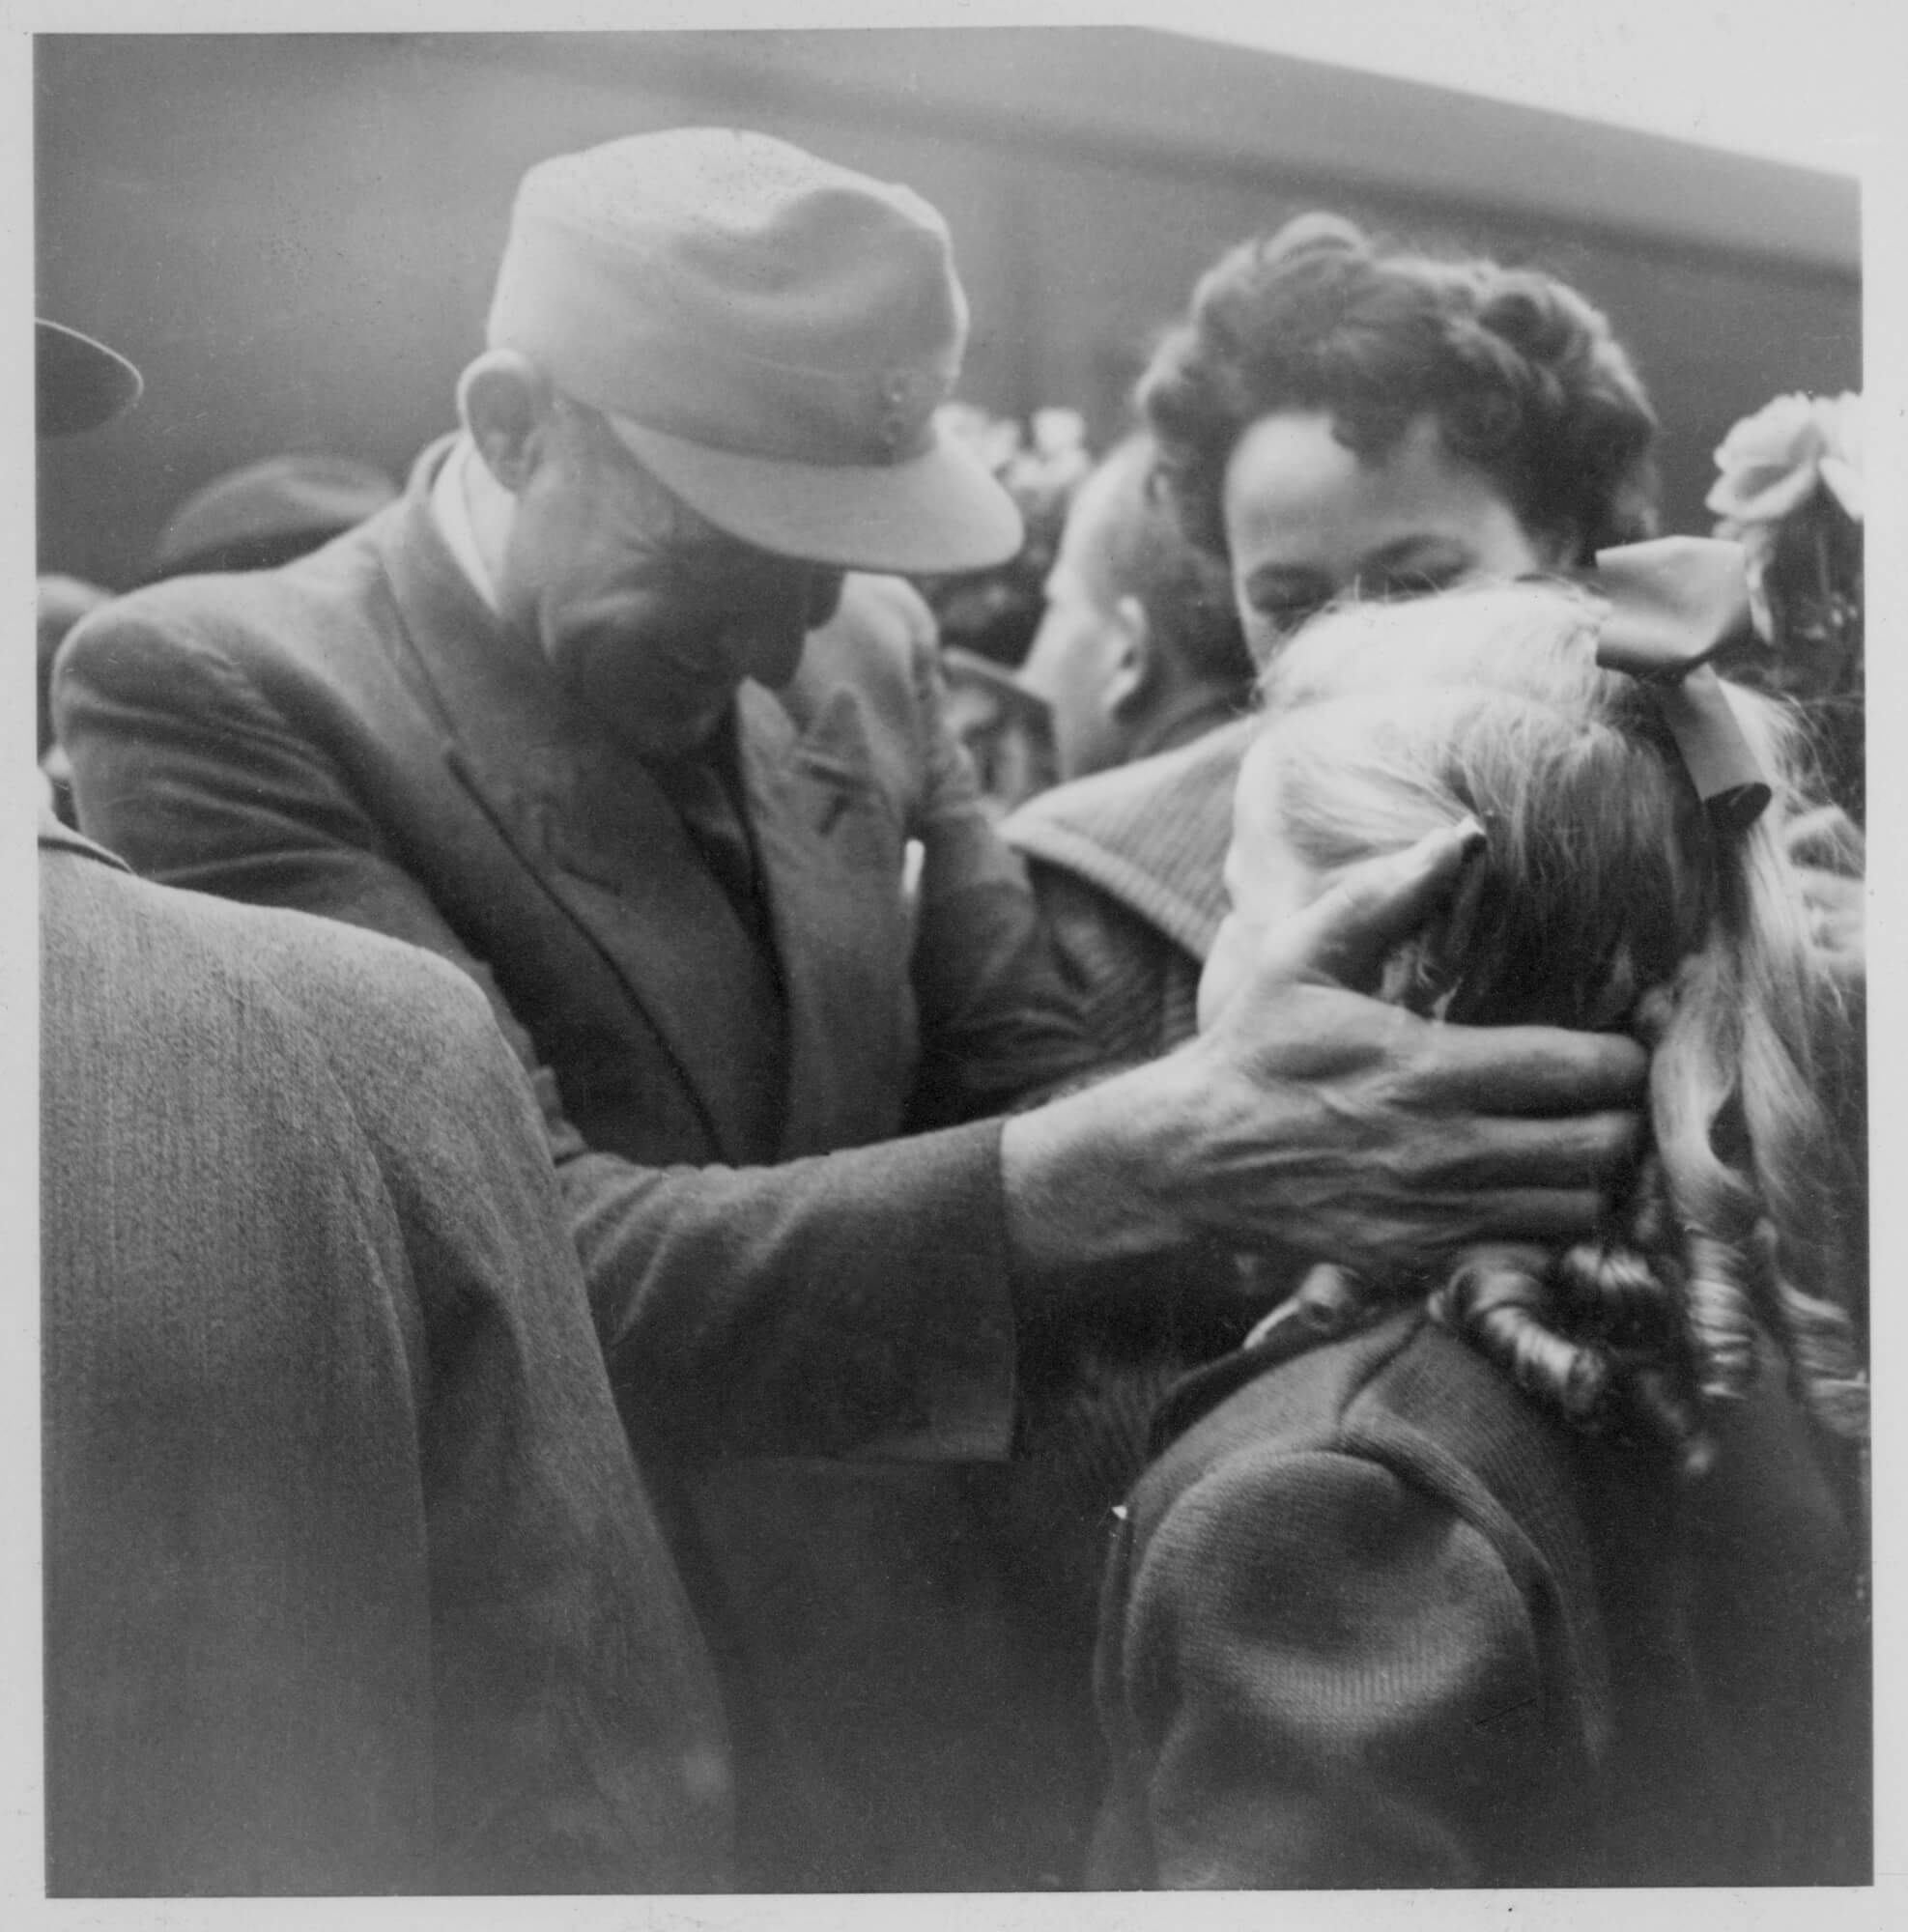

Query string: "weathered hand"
[[1156, 822, 1645, 1270], [1001, 823, 1646, 1283]]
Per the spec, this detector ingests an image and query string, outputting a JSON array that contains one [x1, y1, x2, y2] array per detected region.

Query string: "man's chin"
[[548, 631, 720, 753], [617, 703, 728, 761]]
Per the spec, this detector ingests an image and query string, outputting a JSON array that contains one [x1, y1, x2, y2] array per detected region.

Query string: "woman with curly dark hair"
[[1008, 213, 1667, 1068], [1139, 212, 1661, 656], [1090, 581, 1868, 1889]]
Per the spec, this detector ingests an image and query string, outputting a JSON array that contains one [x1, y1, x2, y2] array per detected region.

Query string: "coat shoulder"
[[57, 515, 399, 711], [1132, 1313, 1577, 1558], [43, 841, 508, 1128]]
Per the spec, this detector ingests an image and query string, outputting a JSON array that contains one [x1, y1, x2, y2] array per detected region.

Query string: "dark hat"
[[485, 128, 1022, 576], [147, 453, 399, 581], [37, 320, 142, 438]]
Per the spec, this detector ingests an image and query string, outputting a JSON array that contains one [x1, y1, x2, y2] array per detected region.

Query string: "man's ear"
[[1104, 595, 1160, 722], [457, 350, 555, 495]]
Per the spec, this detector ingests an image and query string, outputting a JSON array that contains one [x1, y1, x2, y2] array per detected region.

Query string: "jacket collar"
[[1000, 716, 1249, 961]]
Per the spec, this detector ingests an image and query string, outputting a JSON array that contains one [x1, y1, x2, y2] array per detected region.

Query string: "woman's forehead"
[[1224, 411, 1524, 565]]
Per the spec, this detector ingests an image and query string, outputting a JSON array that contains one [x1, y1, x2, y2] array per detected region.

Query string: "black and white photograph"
[[14, 6, 1894, 1924]]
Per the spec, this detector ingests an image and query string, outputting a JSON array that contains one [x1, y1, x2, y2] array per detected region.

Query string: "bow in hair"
[[1580, 537, 1771, 833]]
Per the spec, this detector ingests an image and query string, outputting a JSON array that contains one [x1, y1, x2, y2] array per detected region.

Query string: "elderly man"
[[57, 129, 1641, 1887], [39, 320, 726, 1894]]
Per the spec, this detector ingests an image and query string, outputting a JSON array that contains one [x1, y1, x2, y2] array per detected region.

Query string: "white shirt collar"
[[430, 435, 500, 615]]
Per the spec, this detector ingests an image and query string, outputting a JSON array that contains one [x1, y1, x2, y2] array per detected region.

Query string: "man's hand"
[[1001, 822, 1645, 1282]]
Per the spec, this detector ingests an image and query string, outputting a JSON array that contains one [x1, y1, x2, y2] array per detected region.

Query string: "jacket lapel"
[[735, 678, 915, 1159], [374, 445, 786, 1163]]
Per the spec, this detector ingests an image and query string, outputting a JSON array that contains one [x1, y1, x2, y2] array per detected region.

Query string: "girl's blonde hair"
[[1250, 581, 1865, 1468]]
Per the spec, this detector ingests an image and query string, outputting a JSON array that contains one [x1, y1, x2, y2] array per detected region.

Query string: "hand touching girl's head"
[[1213, 581, 1865, 1462]]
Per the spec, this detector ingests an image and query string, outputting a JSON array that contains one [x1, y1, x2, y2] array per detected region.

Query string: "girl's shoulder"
[[1133, 1307, 1564, 1535]]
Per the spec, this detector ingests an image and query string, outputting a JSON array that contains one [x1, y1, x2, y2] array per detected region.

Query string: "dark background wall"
[[37, 29, 1860, 589]]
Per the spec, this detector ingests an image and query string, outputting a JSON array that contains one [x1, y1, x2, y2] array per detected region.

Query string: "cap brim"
[[606, 412, 1025, 576], [37, 320, 143, 438]]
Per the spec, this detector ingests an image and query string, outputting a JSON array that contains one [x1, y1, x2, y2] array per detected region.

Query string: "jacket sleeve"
[[1101, 1443, 1552, 1889], [55, 601, 1017, 1464]]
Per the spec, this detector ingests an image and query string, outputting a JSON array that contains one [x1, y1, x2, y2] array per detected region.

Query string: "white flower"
[[1707, 391, 1864, 530], [934, 402, 1022, 478], [1030, 408, 1088, 462]]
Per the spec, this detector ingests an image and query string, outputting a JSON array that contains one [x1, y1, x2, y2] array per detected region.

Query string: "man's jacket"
[[57, 440, 1093, 1466], [54, 440, 1103, 1889]]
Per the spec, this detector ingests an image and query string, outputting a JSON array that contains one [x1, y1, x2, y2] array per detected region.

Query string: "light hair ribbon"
[[1582, 537, 1771, 833]]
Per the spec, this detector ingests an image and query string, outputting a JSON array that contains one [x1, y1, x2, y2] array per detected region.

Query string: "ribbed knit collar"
[[1001, 716, 1250, 961]]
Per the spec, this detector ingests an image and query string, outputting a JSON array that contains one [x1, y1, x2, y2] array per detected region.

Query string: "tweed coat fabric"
[[1091, 1306, 1870, 1889], [41, 816, 730, 1894], [52, 443, 1106, 1889]]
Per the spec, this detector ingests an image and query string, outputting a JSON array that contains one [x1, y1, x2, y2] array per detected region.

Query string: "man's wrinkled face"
[[497, 397, 843, 757]]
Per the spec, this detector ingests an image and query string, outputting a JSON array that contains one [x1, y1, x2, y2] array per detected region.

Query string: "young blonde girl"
[[1092, 581, 1867, 1889]]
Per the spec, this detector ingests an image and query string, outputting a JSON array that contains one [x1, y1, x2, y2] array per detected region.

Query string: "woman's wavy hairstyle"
[[1139, 213, 1661, 567], [1242, 582, 1865, 1471]]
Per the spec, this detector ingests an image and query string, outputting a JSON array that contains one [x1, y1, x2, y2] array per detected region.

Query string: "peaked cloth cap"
[[485, 128, 1023, 575]]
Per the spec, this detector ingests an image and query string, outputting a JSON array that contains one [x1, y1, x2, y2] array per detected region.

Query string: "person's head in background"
[[1018, 434, 1253, 781], [38, 576, 113, 825], [36, 319, 143, 825], [1139, 213, 1661, 667], [38, 577, 111, 758], [1205, 579, 1865, 1471], [146, 453, 398, 582]]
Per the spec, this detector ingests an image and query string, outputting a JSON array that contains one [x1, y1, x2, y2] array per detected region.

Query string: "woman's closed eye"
[[1245, 582, 1335, 634], [1355, 561, 1471, 604]]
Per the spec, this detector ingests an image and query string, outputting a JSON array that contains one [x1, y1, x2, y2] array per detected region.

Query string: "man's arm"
[[56, 603, 1019, 1464]]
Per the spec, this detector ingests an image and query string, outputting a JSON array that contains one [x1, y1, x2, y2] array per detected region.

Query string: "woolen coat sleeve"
[[242, 920, 739, 1891], [1097, 1444, 1554, 1889], [56, 599, 1017, 1464], [41, 851, 733, 1892]]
